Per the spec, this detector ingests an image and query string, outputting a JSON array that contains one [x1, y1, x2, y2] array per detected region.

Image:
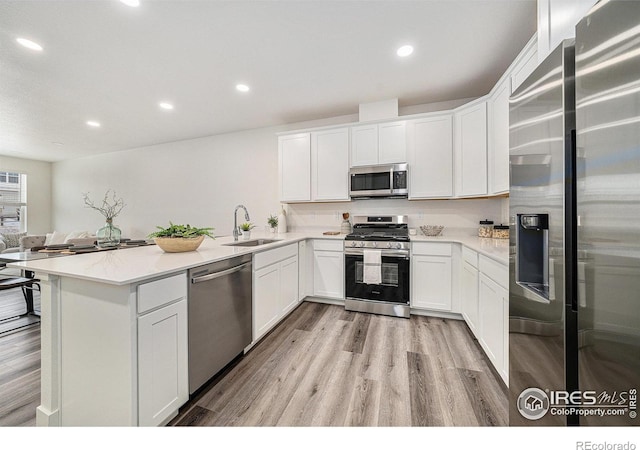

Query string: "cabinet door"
[[461, 260, 479, 335], [411, 255, 452, 311], [478, 273, 506, 377], [253, 264, 281, 341], [280, 256, 299, 315], [350, 124, 378, 166], [313, 250, 344, 299], [455, 102, 488, 197], [138, 299, 188, 427], [488, 79, 511, 195], [378, 121, 406, 164], [511, 42, 538, 93], [312, 128, 349, 201], [298, 241, 307, 301], [279, 133, 311, 202], [407, 115, 453, 198]]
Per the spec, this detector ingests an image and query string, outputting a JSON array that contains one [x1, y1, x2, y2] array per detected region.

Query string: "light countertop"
[[8, 228, 507, 286], [409, 229, 509, 265]]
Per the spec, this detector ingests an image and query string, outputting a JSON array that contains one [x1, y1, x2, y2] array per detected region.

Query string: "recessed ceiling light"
[[120, 0, 140, 7], [16, 38, 43, 52], [86, 121, 101, 128], [52, 142, 64, 146], [236, 84, 250, 93], [396, 45, 414, 57], [159, 102, 174, 110]]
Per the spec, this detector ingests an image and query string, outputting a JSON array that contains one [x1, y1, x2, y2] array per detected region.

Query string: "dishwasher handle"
[[191, 261, 251, 284]]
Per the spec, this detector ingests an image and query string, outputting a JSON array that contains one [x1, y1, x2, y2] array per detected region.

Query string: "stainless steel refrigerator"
[[509, 0, 639, 426]]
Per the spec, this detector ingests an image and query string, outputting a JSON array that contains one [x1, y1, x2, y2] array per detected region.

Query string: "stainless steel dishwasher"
[[188, 253, 252, 394]]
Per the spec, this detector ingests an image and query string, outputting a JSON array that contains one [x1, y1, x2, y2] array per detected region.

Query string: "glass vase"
[[96, 219, 122, 248]]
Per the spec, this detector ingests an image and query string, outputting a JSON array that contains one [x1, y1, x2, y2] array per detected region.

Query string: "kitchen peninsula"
[[9, 230, 508, 426]]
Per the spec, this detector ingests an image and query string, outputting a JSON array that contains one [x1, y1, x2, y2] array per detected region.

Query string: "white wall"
[[0, 155, 52, 234]]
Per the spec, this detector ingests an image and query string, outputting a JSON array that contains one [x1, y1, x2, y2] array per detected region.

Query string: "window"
[[0, 172, 19, 184], [0, 172, 26, 234]]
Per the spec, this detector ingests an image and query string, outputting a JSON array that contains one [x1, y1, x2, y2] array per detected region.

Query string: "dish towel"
[[363, 249, 382, 284]]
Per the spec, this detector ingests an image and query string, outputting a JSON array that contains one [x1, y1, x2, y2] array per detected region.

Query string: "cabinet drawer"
[[312, 239, 343, 252], [412, 242, 452, 256], [462, 246, 478, 268], [137, 273, 187, 314], [479, 255, 508, 289], [254, 243, 298, 271]]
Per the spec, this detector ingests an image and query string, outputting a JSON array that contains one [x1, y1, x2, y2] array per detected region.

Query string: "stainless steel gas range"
[[344, 215, 410, 318]]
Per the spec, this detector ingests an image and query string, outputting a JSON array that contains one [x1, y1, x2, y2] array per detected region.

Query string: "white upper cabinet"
[[312, 128, 349, 201], [537, 0, 597, 62], [279, 133, 311, 202], [351, 121, 406, 167], [488, 78, 511, 195], [407, 114, 453, 199], [378, 121, 407, 164], [350, 124, 378, 166], [510, 38, 538, 94], [454, 101, 488, 197]]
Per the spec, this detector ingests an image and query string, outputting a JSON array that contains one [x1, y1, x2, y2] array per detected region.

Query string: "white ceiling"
[[0, 0, 536, 162]]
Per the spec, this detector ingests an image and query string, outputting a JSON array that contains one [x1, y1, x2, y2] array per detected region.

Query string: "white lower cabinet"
[[461, 260, 479, 333], [253, 244, 299, 342], [254, 264, 281, 340], [479, 273, 508, 382], [280, 256, 299, 314], [411, 243, 453, 311], [137, 275, 188, 427], [138, 300, 188, 427], [312, 239, 344, 299]]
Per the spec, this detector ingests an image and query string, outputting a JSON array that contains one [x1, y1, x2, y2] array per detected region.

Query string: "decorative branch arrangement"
[[83, 190, 126, 221]]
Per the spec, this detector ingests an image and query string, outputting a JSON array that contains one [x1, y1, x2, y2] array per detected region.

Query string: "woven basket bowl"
[[419, 225, 445, 237], [154, 235, 205, 253]]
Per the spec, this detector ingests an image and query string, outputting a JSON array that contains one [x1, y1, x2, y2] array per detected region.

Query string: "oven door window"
[[345, 254, 409, 304], [351, 172, 390, 191], [355, 261, 398, 286]]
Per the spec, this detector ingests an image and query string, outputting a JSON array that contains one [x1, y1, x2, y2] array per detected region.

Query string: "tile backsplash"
[[285, 197, 508, 233]]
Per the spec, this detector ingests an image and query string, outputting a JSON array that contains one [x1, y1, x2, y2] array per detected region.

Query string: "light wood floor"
[[0, 287, 41, 427], [0, 323, 40, 426], [0, 300, 507, 427], [171, 302, 508, 426]]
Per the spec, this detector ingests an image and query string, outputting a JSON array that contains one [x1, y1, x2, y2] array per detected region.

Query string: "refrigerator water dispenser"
[[516, 213, 550, 300]]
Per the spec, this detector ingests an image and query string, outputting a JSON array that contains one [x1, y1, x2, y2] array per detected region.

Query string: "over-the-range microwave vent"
[[350, 194, 408, 200]]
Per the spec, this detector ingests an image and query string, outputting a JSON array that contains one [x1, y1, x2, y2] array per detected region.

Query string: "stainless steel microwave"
[[349, 163, 408, 199]]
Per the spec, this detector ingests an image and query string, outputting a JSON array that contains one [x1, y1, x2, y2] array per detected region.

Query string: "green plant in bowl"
[[148, 223, 214, 253], [148, 223, 214, 239]]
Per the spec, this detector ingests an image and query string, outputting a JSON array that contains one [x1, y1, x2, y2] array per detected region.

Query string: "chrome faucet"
[[233, 204, 251, 241]]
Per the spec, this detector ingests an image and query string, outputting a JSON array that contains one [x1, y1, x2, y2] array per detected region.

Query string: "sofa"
[[0, 231, 96, 253]]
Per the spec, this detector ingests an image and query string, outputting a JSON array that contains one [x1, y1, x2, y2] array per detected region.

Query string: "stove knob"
[[351, 241, 357, 247], [387, 242, 393, 248], [372, 242, 378, 248], [396, 243, 402, 249], [358, 242, 365, 248]]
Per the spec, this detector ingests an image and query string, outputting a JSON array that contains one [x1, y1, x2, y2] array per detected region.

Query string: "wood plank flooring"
[[0, 300, 507, 427], [0, 324, 40, 426], [171, 302, 507, 427]]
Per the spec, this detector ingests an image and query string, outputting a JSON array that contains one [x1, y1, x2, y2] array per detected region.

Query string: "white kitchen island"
[[9, 229, 508, 426], [8, 232, 317, 427]]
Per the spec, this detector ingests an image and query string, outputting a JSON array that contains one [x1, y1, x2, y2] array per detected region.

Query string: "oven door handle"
[[344, 249, 409, 258]]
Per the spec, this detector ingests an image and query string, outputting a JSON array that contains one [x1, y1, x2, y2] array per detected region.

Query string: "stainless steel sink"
[[223, 238, 282, 247]]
